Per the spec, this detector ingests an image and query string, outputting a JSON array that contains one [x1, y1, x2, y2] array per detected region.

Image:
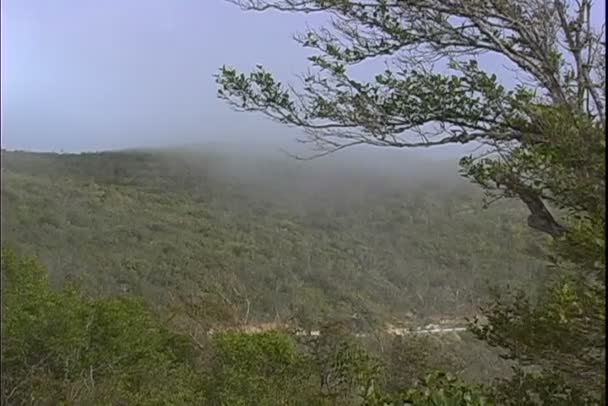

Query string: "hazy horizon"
[[2, 0, 603, 157], [0, 0, 484, 159]]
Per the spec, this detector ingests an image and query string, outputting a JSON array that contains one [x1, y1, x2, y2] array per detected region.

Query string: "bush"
[[1, 246, 203, 405]]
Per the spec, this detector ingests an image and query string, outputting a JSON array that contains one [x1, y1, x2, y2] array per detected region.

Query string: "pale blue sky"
[[2, 0, 326, 152], [1, 1, 604, 154]]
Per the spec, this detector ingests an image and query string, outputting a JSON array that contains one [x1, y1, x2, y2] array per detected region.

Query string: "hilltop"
[[1, 147, 548, 327]]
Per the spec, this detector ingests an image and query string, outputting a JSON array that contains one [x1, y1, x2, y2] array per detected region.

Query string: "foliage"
[[488, 367, 600, 406], [365, 371, 492, 406], [6, 244, 598, 404], [302, 320, 384, 402], [0, 149, 547, 326], [0, 246, 500, 405], [1, 247, 509, 405], [470, 272, 606, 403], [467, 106, 606, 403], [8, 146, 596, 402], [384, 335, 468, 390], [205, 330, 315, 405], [1, 246, 204, 405], [216, 0, 605, 239], [462, 105, 605, 255]]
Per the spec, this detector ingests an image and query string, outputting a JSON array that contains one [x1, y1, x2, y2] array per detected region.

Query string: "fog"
[[1, 0, 322, 152], [130, 142, 480, 213], [1, 0, 482, 161], [6, 1, 599, 159]]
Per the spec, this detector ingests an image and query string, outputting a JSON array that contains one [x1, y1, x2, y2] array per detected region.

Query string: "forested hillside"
[[1, 147, 548, 327], [2, 0, 604, 402]]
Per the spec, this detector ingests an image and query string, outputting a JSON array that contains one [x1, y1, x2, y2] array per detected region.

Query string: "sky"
[[2, 0, 323, 152], [1, 0, 604, 155]]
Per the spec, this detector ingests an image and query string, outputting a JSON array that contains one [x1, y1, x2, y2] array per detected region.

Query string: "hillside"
[[1, 147, 549, 327]]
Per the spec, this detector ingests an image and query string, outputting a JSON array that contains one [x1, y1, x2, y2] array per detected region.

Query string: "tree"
[[365, 371, 493, 406], [302, 319, 383, 402], [1, 247, 204, 405], [464, 105, 606, 403], [216, 0, 605, 239], [216, 0, 606, 402], [205, 330, 318, 405]]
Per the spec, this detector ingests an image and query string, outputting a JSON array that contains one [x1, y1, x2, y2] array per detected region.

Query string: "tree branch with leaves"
[[216, 0, 605, 239]]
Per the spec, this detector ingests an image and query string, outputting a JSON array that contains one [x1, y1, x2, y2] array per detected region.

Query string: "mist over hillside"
[[134, 143, 470, 205], [1, 146, 548, 328]]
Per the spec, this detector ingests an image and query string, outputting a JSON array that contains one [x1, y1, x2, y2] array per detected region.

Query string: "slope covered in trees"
[[2, 0, 604, 401], [3, 246, 510, 405], [1, 147, 548, 327]]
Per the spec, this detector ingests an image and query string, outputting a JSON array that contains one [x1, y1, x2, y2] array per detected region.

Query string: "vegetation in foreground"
[[1, 246, 491, 405], [1, 244, 601, 405]]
